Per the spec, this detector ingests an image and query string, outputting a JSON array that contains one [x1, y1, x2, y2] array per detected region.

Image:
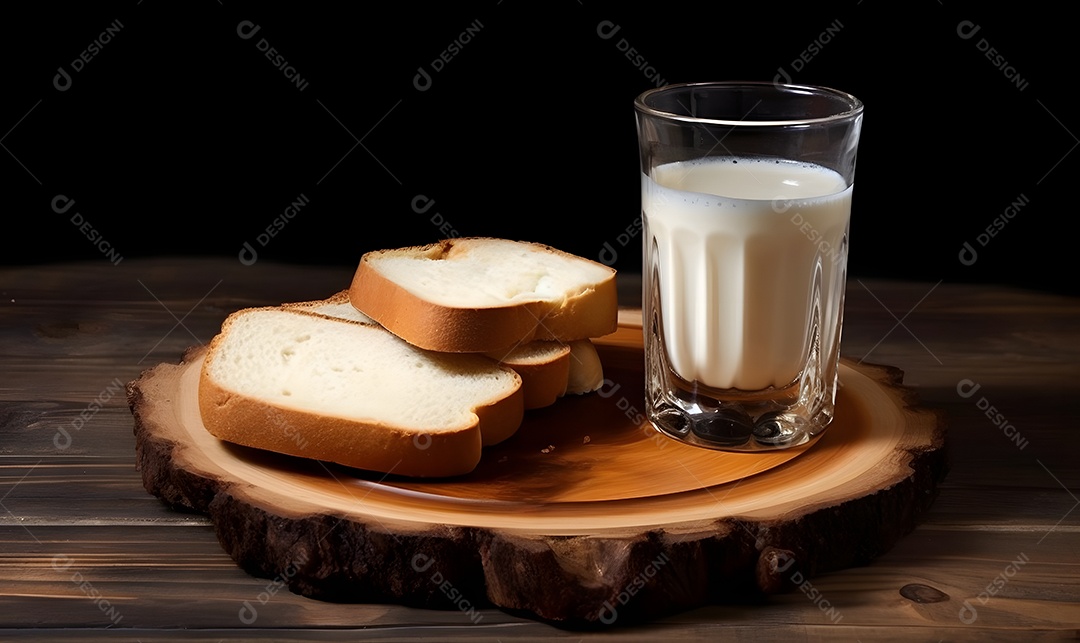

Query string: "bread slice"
[[349, 238, 618, 353], [283, 290, 375, 324], [485, 338, 607, 406], [564, 339, 604, 395], [198, 307, 523, 478], [286, 291, 588, 410], [484, 341, 571, 410]]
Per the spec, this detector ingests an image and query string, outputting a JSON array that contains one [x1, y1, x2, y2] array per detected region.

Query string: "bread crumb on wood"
[[541, 444, 555, 454], [583, 435, 591, 444]]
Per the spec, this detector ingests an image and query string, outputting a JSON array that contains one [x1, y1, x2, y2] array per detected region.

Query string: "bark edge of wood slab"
[[128, 330, 948, 627]]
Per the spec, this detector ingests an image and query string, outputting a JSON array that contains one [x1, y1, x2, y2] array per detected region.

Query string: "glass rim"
[[635, 81, 864, 127]]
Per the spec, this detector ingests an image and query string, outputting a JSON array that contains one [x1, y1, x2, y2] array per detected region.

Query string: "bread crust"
[[198, 377, 488, 478], [281, 289, 352, 313], [349, 238, 618, 353], [487, 343, 572, 410], [197, 307, 525, 478]]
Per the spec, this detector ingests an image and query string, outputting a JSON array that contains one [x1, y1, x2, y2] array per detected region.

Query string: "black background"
[[2, 3, 1074, 295]]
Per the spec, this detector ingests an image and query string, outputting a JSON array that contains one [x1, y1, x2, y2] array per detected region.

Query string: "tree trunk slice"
[[128, 310, 948, 626]]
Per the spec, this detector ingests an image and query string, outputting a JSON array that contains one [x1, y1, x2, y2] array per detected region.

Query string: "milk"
[[643, 157, 852, 392]]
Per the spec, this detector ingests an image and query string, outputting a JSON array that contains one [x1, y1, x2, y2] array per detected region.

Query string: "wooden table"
[[2, 258, 1078, 641]]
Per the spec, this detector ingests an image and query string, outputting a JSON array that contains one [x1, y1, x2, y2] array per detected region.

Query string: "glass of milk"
[[635, 81, 863, 451]]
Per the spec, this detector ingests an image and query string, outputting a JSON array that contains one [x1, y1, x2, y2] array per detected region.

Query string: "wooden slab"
[[128, 312, 948, 626]]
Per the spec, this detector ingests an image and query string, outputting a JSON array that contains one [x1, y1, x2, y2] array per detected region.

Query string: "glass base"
[[647, 378, 833, 452]]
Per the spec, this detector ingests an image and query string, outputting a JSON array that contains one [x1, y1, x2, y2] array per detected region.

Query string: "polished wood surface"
[[2, 258, 1078, 640], [129, 315, 942, 625], [138, 332, 814, 507]]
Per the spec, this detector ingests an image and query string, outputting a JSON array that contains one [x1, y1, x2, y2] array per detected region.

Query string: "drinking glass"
[[636, 81, 864, 450]]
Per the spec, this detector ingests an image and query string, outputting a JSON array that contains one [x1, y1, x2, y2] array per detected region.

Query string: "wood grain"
[[129, 309, 946, 625], [2, 259, 1078, 639]]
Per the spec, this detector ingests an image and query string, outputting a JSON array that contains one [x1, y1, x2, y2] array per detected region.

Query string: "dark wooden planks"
[[1, 259, 1078, 638]]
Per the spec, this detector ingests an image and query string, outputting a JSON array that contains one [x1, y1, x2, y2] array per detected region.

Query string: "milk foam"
[[643, 157, 852, 391]]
